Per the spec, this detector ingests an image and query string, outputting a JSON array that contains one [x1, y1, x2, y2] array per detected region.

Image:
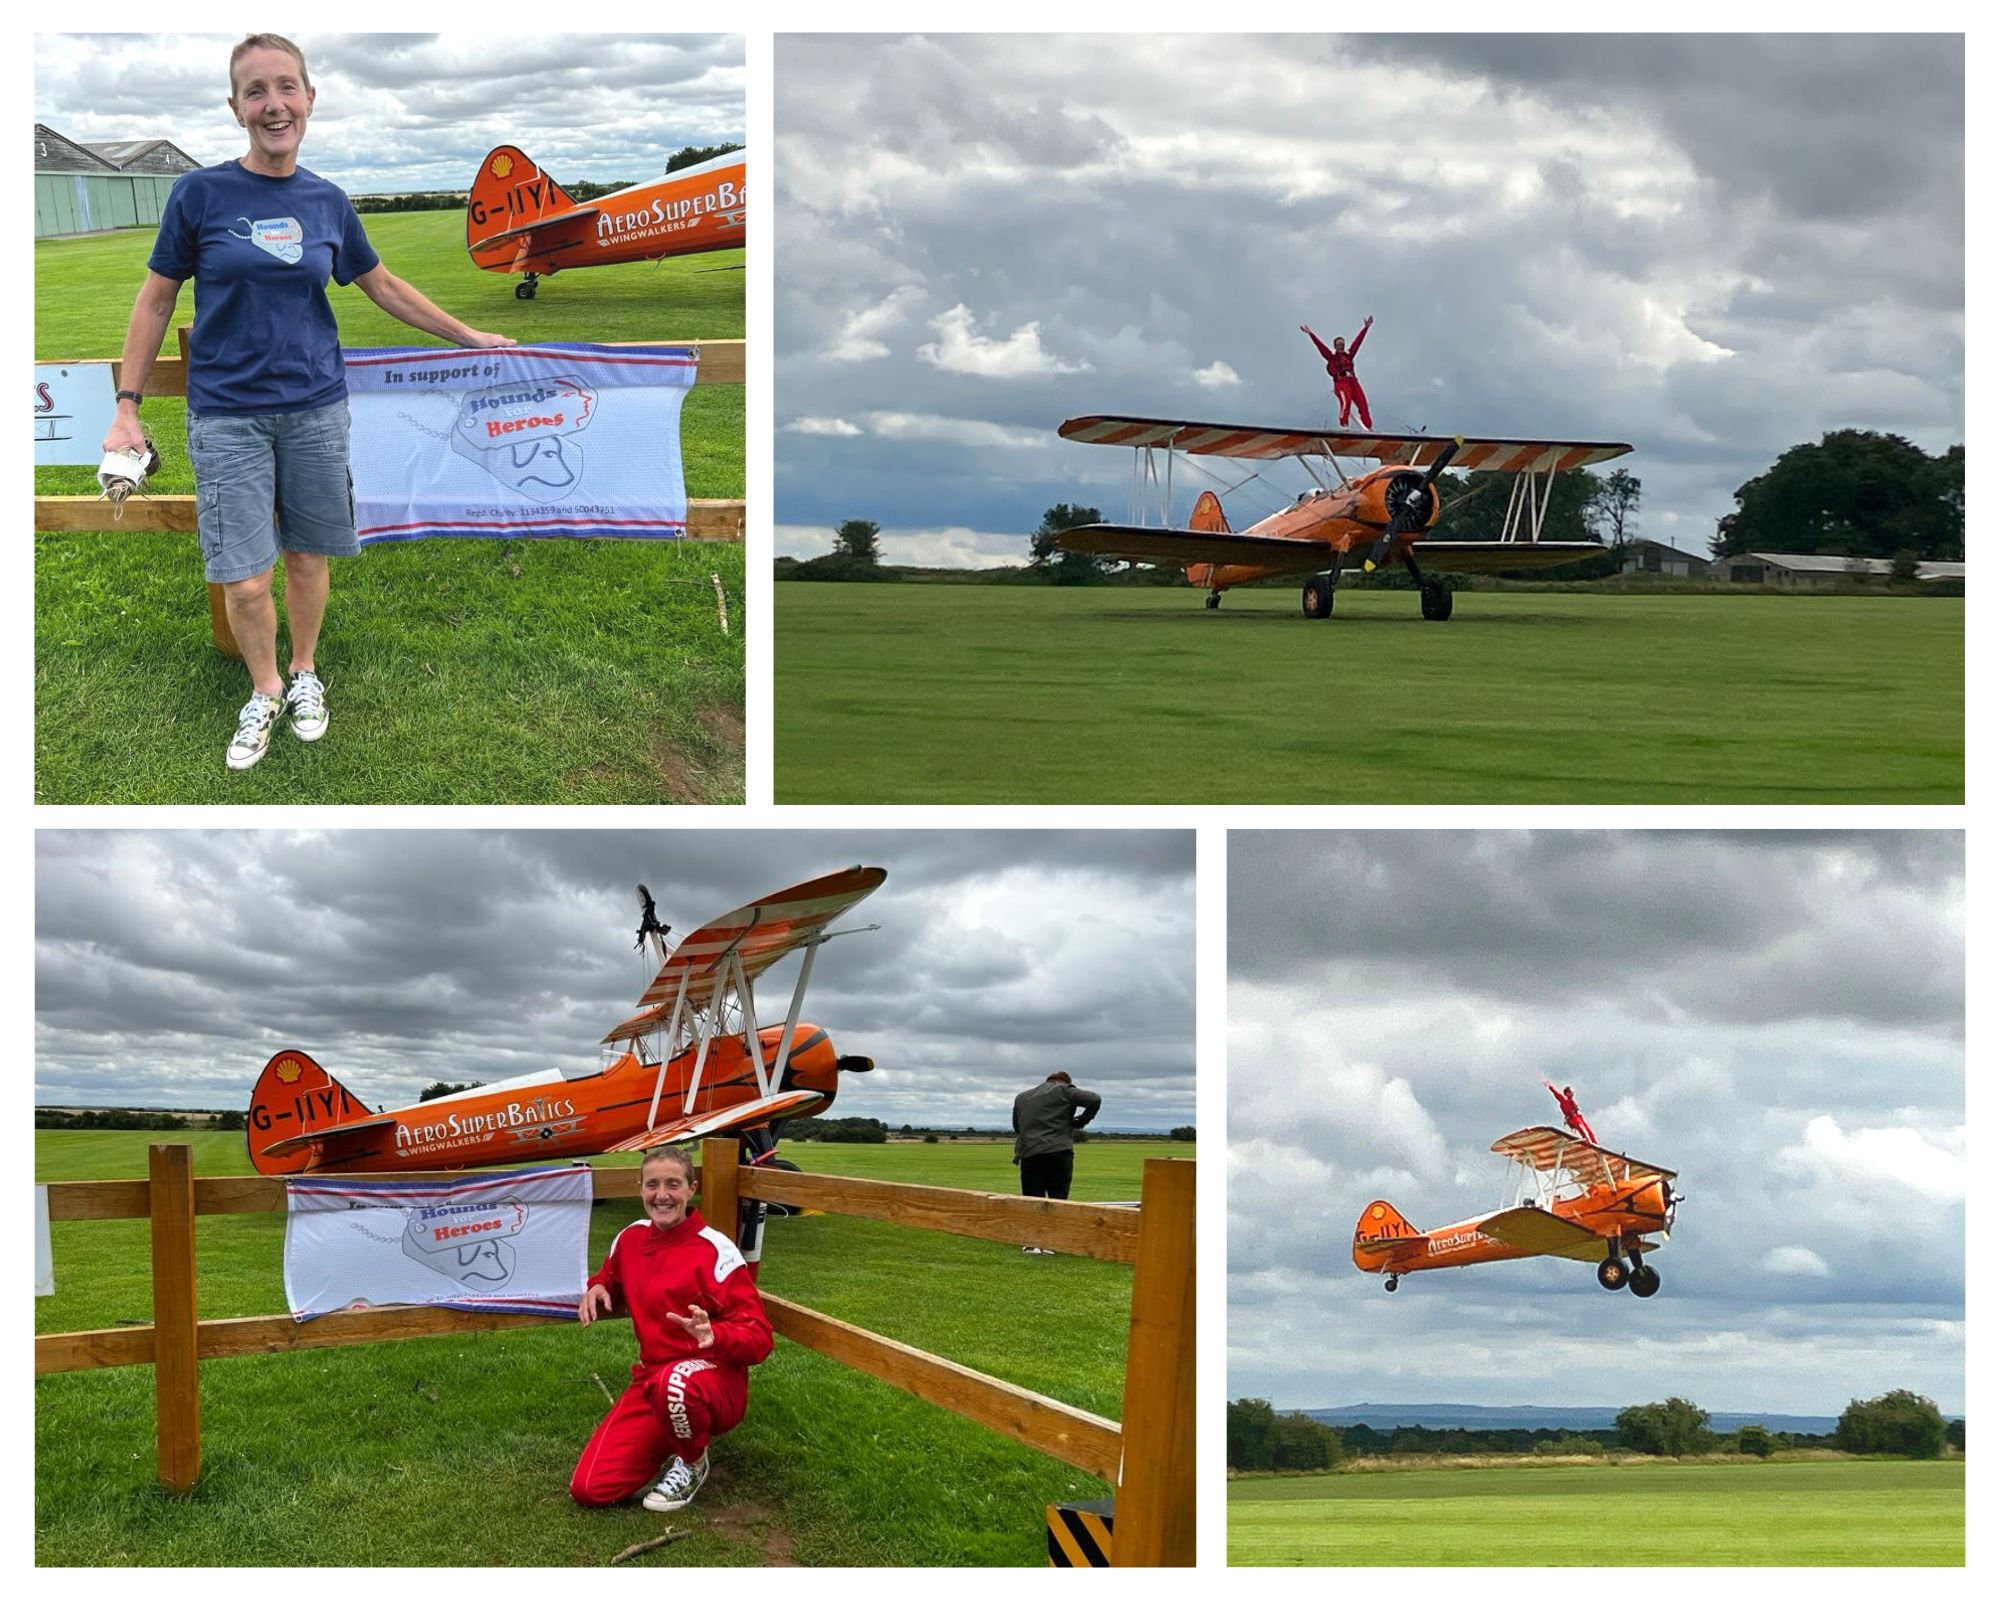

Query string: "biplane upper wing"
[[1055, 524, 1334, 572], [603, 866, 887, 1043], [1059, 416, 1632, 473], [601, 1090, 830, 1153], [1491, 1125, 1678, 1185]]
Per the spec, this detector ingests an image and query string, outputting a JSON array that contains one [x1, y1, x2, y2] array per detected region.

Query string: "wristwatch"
[[115, 389, 144, 408]]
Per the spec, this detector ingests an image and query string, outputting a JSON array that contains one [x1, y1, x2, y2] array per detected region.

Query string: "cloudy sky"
[[1229, 830, 1964, 1418], [775, 35, 1963, 567], [36, 830, 1193, 1134], [36, 34, 743, 195]]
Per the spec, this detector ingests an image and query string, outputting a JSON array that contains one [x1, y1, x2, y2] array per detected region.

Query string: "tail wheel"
[[1205, 590, 1221, 610], [1384, 1274, 1399, 1293], [1301, 574, 1334, 619], [1596, 1256, 1629, 1291], [1419, 579, 1454, 621]]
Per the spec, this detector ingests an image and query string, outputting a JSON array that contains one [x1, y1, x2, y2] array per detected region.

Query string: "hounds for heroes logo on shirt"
[[344, 341, 696, 543]]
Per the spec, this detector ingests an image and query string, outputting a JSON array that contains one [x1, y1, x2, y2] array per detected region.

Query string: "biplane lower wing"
[[602, 1090, 829, 1154], [1476, 1205, 1614, 1261], [1412, 541, 1609, 574], [1057, 524, 1333, 572]]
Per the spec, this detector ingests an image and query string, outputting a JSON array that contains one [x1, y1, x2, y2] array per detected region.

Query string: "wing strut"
[[642, 968, 692, 1131]]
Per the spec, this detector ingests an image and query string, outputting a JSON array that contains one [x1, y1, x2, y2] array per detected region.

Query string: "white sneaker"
[[226, 692, 284, 771], [285, 670, 328, 742], [642, 1450, 708, 1512]]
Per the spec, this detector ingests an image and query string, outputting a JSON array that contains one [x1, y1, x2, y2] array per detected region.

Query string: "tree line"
[[1226, 1391, 1958, 1471]]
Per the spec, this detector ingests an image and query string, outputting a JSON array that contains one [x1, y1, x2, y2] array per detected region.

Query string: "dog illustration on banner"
[[399, 1197, 528, 1288], [448, 373, 599, 501]]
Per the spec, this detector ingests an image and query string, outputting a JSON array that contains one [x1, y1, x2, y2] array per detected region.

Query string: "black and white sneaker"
[[226, 692, 284, 771], [285, 670, 328, 742], [642, 1450, 709, 1512]]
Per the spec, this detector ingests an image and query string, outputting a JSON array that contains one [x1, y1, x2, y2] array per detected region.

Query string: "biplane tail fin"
[[466, 144, 581, 266], [246, 1048, 380, 1175], [1189, 490, 1232, 534], [1352, 1199, 1425, 1271]]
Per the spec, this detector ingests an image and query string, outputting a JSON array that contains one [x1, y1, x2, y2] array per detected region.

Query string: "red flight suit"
[[569, 1207, 774, 1507], [1303, 321, 1373, 430]]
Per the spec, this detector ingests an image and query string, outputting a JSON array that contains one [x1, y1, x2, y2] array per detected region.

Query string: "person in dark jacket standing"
[[1012, 1071, 1101, 1252]]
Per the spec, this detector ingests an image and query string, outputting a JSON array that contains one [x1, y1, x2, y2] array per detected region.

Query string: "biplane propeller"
[[246, 867, 884, 1177], [1054, 415, 1631, 622], [1352, 1125, 1681, 1298]]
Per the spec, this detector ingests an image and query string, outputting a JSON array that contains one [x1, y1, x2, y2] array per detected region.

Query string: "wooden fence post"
[[148, 1142, 201, 1492], [700, 1137, 740, 1240], [1111, 1158, 1195, 1566]]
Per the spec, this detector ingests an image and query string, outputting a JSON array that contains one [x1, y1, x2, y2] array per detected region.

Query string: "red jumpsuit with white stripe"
[[569, 1208, 774, 1506]]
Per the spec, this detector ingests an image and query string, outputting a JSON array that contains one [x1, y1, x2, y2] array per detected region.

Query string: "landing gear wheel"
[[1384, 1275, 1399, 1293], [515, 278, 538, 301], [1205, 590, 1221, 610], [1419, 579, 1454, 621], [1596, 1257, 1629, 1291], [1629, 1264, 1661, 1298], [1301, 574, 1335, 620]]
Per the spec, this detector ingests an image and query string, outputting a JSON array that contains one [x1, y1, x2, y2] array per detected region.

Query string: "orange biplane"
[[467, 144, 746, 300], [1054, 416, 1631, 621], [247, 866, 883, 1176], [1352, 1125, 1681, 1297]]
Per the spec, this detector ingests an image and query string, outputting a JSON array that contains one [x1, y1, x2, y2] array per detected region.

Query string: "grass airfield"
[[774, 584, 1962, 803], [1228, 1457, 1964, 1565], [35, 1132, 1187, 1566]]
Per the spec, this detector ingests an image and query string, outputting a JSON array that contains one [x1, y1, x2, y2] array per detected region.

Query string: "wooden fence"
[[34, 1139, 1194, 1566], [35, 332, 747, 656]]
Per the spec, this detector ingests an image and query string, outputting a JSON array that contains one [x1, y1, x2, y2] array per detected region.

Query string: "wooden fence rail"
[[36, 333, 748, 656], [34, 1139, 1194, 1566]]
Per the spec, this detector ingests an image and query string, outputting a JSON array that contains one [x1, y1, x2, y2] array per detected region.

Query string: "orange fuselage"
[[1352, 1176, 1674, 1276], [247, 1023, 840, 1176], [1188, 466, 1431, 592]]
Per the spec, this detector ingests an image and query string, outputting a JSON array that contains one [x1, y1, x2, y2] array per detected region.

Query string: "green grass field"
[[35, 214, 745, 804], [1228, 1458, 1964, 1565], [35, 1133, 1189, 1566], [774, 585, 1963, 803]]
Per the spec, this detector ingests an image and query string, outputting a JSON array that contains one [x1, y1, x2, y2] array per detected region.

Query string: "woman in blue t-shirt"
[[104, 32, 515, 771]]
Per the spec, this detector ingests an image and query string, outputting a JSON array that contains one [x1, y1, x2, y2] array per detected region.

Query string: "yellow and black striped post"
[[1046, 1499, 1114, 1566]]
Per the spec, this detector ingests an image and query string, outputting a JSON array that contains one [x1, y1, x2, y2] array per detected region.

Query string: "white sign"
[[35, 1186, 54, 1296], [34, 363, 118, 466], [344, 342, 696, 544], [282, 1163, 591, 1321]]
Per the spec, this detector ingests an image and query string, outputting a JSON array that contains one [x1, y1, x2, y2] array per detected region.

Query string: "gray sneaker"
[[641, 1450, 709, 1512], [285, 670, 328, 742], [226, 692, 284, 771]]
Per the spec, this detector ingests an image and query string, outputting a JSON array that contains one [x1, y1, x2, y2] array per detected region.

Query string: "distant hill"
[[1304, 1402, 1843, 1433]]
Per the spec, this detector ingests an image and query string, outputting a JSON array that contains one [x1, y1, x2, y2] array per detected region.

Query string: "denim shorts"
[[187, 400, 359, 583]]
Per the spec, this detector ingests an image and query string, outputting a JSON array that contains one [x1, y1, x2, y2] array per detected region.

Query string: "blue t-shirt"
[[148, 160, 382, 416]]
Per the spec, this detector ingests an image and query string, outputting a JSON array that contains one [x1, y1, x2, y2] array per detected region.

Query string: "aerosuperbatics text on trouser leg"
[[568, 1358, 752, 1506]]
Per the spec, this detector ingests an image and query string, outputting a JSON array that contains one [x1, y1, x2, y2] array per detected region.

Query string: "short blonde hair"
[[640, 1146, 695, 1183], [229, 33, 310, 100]]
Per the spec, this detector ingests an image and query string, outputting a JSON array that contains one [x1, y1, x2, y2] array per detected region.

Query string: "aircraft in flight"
[[1352, 1123, 1681, 1296]]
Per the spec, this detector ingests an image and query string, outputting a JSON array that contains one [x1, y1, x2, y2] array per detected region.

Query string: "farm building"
[[1718, 552, 1967, 589], [34, 123, 198, 239], [1617, 538, 1710, 578]]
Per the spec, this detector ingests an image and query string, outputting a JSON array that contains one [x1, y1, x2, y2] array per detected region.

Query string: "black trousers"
[[1019, 1150, 1075, 1200]]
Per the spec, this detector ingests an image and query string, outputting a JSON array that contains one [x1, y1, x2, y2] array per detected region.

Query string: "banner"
[[283, 1163, 592, 1322], [35, 362, 119, 466], [343, 341, 696, 544], [36, 1185, 53, 1296]]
